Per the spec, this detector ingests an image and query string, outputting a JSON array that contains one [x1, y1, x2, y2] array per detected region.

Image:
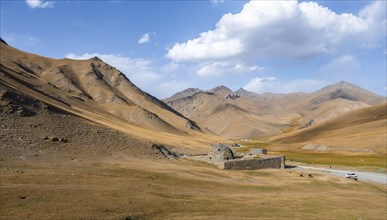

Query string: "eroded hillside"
[[0, 39, 226, 152]]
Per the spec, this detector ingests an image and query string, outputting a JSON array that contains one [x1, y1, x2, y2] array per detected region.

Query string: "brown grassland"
[[1, 157, 387, 220], [236, 141, 387, 172]]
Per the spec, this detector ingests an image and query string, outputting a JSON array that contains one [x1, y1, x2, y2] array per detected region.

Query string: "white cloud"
[[3, 34, 40, 46], [26, 0, 54, 9], [167, 1, 384, 62], [357, 1, 387, 48], [211, 0, 225, 6], [25, 36, 40, 43], [243, 77, 279, 93], [359, 1, 386, 22], [138, 33, 150, 44], [196, 61, 262, 77], [158, 80, 191, 98], [3, 33, 15, 43], [17, 35, 41, 46], [317, 55, 360, 76], [65, 53, 161, 84], [167, 33, 243, 62], [161, 62, 179, 72], [243, 77, 328, 94]]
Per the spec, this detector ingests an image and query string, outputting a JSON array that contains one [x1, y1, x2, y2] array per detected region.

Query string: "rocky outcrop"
[[152, 144, 181, 160], [225, 94, 240, 100]]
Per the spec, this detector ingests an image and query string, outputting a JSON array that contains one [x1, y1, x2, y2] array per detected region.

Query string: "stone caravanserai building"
[[208, 144, 285, 170]]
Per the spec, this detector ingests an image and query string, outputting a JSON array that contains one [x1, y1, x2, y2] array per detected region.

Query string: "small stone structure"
[[209, 144, 234, 164], [249, 148, 267, 155], [206, 144, 284, 170], [221, 155, 285, 170]]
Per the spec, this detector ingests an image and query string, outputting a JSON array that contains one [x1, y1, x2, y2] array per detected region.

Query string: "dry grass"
[[270, 104, 387, 154], [236, 140, 386, 171], [279, 118, 301, 134], [1, 158, 386, 219], [271, 150, 387, 169]]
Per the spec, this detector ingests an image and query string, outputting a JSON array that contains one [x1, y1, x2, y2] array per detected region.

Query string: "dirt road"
[[292, 166, 386, 184]]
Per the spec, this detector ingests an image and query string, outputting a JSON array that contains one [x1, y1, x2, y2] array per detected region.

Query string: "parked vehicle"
[[345, 173, 358, 180]]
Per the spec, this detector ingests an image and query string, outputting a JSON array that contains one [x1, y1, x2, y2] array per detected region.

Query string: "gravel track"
[[291, 165, 386, 184]]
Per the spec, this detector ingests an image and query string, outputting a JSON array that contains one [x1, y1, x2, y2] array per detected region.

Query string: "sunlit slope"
[[165, 87, 294, 139], [0, 39, 225, 151], [270, 103, 387, 153]]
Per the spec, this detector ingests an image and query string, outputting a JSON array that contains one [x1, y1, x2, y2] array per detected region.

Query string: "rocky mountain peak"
[[311, 81, 385, 106], [182, 88, 202, 94], [321, 81, 361, 92], [90, 56, 103, 62], [209, 85, 232, 93]]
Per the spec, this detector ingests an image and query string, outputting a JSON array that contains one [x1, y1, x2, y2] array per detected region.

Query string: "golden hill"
[[270, 103, 387, 153], [0, 39, 225, 152]]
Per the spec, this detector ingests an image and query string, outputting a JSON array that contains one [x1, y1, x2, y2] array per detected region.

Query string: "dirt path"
[[291, 166, 386, 184]]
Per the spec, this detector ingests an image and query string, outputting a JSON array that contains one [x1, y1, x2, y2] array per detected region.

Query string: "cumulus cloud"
[[359, 1, 387, 22], [196, 61, 262, 77], [167, 1, 385, 62], [243, 77, 328, 94], [358, 1, 387, 48], [138, 33, 150, 44], [26, 0, 54, 9], [66, 53, 161, 84], [317, 55, 360, 76]]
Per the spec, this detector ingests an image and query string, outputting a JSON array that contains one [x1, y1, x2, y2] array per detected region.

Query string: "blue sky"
[[1, 0, 386, 98]]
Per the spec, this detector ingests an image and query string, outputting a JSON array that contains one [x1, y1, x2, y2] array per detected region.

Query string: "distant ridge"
[[164, 82, 385, 139], [235, 88, 257, 97], [308, 81, 385, 106], [165, 88, 202, 102]]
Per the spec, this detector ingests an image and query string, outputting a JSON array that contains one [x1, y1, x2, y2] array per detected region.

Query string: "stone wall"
[[220, 155, 285, 170], [249, 148, 267, 155]]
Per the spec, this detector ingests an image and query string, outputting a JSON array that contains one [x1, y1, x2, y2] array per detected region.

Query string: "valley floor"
[[1, 157, 386, 219]]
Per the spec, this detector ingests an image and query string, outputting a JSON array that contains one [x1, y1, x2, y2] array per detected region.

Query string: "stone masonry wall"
[[220, 156, 285, 170], [249, 148, 267, 155]]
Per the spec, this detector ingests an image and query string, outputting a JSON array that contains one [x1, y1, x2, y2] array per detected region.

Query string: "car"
[[345, 173, 358, 180]]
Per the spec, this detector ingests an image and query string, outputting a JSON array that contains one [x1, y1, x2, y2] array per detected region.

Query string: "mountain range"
[[164, 82, 385, 139], [1, 37, 385, 153]]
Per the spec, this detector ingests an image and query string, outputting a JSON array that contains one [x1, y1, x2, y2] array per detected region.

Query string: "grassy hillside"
[[271, 103, 387, 154]]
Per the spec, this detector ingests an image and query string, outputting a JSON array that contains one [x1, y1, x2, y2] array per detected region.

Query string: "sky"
[[1, 0, 386, 98]]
